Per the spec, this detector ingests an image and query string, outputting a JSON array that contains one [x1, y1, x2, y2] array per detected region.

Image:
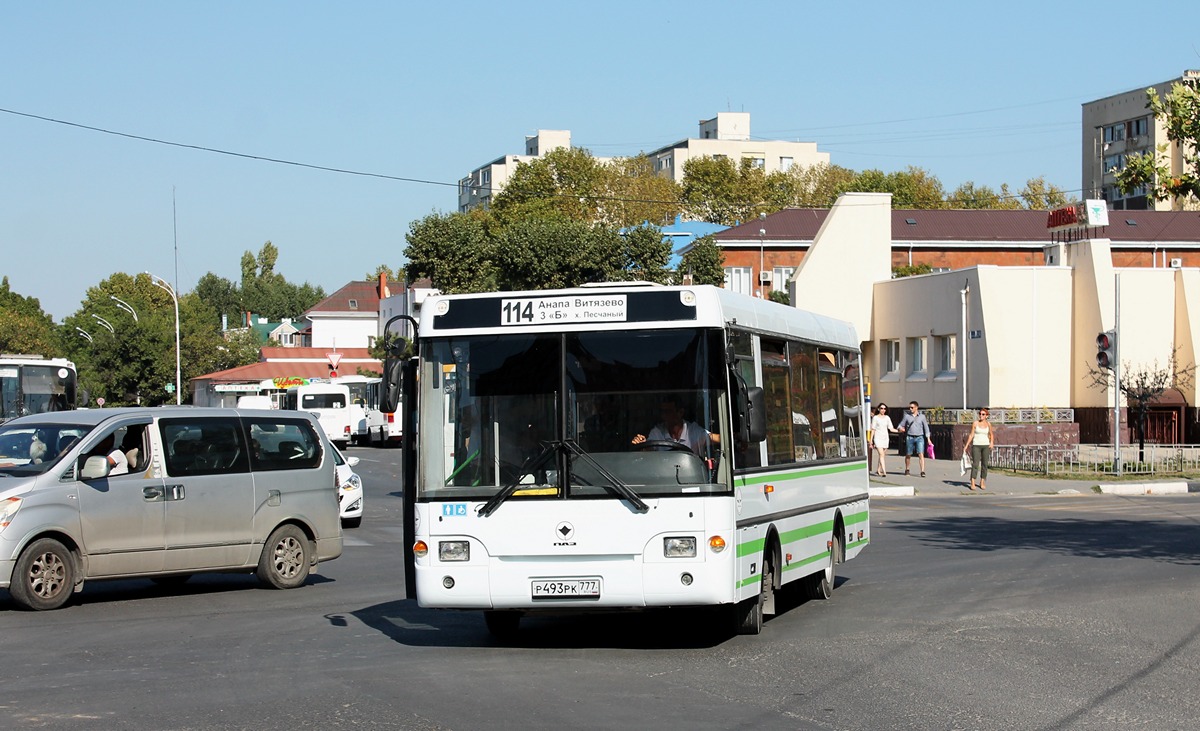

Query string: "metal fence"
[[991, 443, 1200, 476], [927, 408, 1074, 425]]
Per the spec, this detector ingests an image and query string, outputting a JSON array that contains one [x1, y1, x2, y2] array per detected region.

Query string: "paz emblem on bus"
[[552, 521, 577, 546]]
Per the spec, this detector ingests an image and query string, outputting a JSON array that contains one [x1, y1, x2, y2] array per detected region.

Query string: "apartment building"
[[1082, 69, 1200, 211], [457, 113, 828, 212], [457, 130, 588, 212], [642, 112, 828, 183]]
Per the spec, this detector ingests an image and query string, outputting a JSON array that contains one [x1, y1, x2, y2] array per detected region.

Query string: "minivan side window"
[[159, 418, 250, 476], [243, 417, 322, 471]]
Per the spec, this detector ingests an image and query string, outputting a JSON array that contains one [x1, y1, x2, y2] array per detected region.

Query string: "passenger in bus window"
[[631, 397, 715, 456]]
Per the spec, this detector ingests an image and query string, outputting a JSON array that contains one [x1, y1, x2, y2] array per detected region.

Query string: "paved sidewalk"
[[867, 453, 1200, 498]]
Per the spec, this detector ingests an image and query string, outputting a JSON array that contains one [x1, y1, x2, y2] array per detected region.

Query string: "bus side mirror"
[[731, 368, 767, 443], [743, 387, 766, 443], [381, 358, 403, 414]]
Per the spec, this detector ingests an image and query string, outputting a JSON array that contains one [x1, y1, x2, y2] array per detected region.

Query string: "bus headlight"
[[0, 497, 21, 532], [663, 536, 696, 558], [439, 540, 470, 562]]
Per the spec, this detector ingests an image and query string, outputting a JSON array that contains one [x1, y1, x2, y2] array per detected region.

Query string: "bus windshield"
[[0, 361, 78, 422], [419, 328, 729, 502]]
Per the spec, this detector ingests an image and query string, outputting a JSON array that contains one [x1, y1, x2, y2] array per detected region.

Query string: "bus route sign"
[[500, 295, 627, 326]]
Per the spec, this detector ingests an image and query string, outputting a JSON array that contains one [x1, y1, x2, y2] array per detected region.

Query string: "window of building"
[[936, 334, 956, 377], [723, 267, 752, 295], [771, 266, 795, 292], [1132, 117, 1149, 136], [907, 337, 926, 379], [882, 339, 900, 378], [780, 156, 794, 171], [348, 299, 358, 310], [481, 170, 490, 185], [748, 157, 765, 169], [1104, 124, 1126, 143]]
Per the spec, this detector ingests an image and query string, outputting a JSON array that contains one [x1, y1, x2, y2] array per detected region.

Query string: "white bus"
[[0, 355, 78, 423], [283, 382, 352, 448], [332, 375, 378, 445], [364, 379, 403, 448], [387, 284, 869, 637]]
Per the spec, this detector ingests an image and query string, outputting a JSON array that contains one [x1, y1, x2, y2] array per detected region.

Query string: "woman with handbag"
[[962, 407, 995, 490]]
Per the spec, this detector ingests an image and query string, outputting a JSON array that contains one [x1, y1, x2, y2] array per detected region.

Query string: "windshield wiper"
[[559, 439, 648, 513], [477, 441, 562, 517], [477, 439, 649, 517]]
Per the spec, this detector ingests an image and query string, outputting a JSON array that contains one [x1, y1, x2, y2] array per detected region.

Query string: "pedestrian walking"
[[869, 403, 896, 477], [896, 401, 931, 477], [962, 407, 994, 490]]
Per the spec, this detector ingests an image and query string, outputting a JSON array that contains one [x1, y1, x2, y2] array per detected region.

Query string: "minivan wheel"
[[257, 525, 311, 589], [11, 538, 75, 611]]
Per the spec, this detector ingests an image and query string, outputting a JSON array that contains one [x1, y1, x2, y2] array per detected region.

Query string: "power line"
[[0, 106, 460, 189]]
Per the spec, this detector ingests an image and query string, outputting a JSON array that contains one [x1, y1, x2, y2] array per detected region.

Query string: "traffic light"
[[1096, 330, 1116, 370]]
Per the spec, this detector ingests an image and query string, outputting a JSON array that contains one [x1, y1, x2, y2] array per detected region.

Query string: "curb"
[[1096, 481, 1191, 495], [868, 485, 915, 498]]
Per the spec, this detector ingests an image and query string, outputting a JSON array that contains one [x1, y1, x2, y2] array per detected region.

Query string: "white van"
[[0, 406, 343, 610], [284, 383, 352, 448]]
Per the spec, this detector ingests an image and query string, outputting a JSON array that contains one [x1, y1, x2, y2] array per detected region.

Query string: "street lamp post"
[[75, 327, 93, 343], [111, 295, 139, 322], [147, 272, 181, 405], [90, 313, 115, 334]]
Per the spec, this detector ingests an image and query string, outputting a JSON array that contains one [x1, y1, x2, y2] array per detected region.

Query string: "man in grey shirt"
[[896, 401, 930, 477]]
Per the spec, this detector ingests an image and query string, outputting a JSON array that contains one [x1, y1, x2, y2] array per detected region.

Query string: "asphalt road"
[[3, 449, 1199, 731]]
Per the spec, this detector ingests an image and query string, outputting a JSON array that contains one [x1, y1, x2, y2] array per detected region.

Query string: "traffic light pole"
[[1113, 274, 1121, 477]]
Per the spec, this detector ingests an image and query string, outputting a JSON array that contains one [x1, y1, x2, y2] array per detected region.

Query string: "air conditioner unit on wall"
[[1170, 258, 1183, 268], [759, 271, 773, 284]]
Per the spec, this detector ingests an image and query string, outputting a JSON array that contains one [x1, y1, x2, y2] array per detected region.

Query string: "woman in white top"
[[961, 408, 994, 491], [869, 404, 897, 477]]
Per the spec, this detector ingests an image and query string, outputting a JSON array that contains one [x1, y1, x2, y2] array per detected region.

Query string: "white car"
[[332, 445, 363, 528]]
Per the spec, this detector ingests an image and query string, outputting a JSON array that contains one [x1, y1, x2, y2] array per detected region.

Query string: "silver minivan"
[[0, 407, 343, 610]]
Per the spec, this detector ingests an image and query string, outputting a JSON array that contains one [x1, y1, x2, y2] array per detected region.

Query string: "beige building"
[[457, 113, 828, 211], [642, 112, 828, 183], [788, 193, 1200, 443], [458, 130, 578, 212], [1081, 69, 1200, 210]]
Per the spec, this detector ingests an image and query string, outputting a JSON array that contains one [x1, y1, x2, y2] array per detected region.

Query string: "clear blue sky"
[[2, 1, 1195, 320]]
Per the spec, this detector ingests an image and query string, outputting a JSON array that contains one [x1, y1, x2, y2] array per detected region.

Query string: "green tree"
[[1117, 81, 1200, 206], [619, 224, 674, 284], [949, 182, 1004, 209], [787, 163, 858, 208], [1018, 176, 1073, 210], [491, 147, 608, 225], [598, 154, 682, 229], [839, 167, 946, 208], [404, 211, 497, 293], [239, 241, 325, 320], [677, 234, 726, 286], [364, 264, 403, 283], [193, 272, 242, 326], [494, 216, 628, 290], [62, 273, 259, 406], [0, 277, 59, 355], [679, 156, 757, 225]]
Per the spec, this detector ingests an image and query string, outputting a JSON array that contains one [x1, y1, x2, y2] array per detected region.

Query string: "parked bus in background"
[[333, 375, 380, 445], [283, 382, 352, 448], [0, 356, 78, 423], [362, 377, 403, 447], [384, 283, 869, 638]]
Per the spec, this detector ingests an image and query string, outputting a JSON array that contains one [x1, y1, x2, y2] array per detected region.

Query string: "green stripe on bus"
[[735, 461, 866, 487], [737, 538, 766, 558], [780, 520, 835, 545]]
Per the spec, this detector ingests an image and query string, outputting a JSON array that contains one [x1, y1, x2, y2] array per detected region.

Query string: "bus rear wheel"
[[803, 532, 842, 600]]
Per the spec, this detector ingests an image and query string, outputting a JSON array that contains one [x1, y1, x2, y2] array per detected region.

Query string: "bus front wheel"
[[803, 532, 842, 600], [735, 550, 774, 635]]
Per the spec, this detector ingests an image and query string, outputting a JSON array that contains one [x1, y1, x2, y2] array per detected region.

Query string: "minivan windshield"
[[0, 422, 93, 476]]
